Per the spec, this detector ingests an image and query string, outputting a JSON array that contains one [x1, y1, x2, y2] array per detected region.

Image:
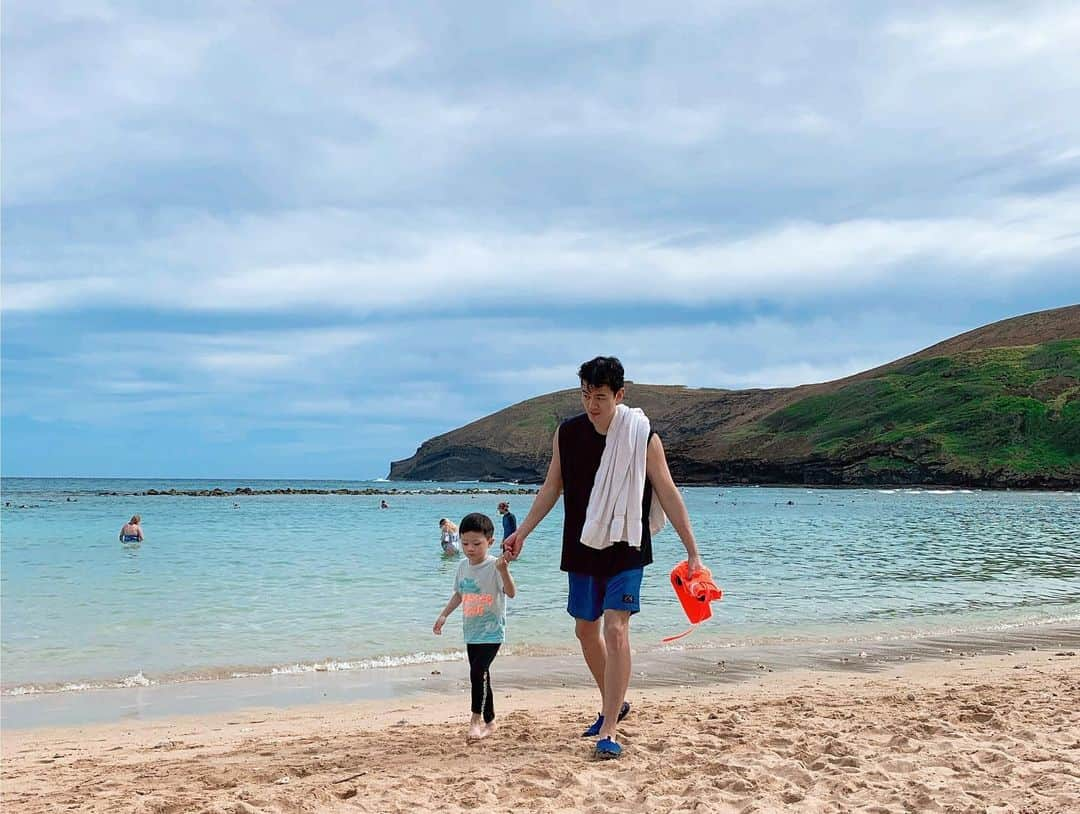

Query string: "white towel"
[[580, 404, 667, 549]]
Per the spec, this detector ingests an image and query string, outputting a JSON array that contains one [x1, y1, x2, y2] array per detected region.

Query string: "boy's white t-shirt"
[[454, 554, 506, 644]]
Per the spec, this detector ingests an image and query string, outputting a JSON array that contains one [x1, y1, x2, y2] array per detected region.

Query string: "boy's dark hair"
[[460, 512, 495, 538], [578, 356, 625, 392]]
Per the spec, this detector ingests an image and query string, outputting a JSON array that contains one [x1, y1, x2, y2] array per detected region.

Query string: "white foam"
[[270, 650, 465, 676], [4, 675, 153, 696], [902, 488, 976, 495], [4, 650, 472, 696], [60, 682, 95, 692]]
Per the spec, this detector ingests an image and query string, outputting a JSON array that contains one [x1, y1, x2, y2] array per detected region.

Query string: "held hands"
[[494, 554, 511, 572], [501, 530, 524, 561], [432, 614, 447, 635]]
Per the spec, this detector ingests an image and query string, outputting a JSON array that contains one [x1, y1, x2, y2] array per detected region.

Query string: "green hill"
[[743, 340, 1079, 484], [389, 306, 1080, 488]]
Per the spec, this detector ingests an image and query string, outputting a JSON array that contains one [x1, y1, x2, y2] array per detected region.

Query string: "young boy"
[[433, 512, 516, 739]]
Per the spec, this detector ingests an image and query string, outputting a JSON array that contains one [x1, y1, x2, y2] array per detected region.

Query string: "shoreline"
[[3, 643, 1077, 813], [7, 613, 1080, 703], [5, 622, 1077, 732]]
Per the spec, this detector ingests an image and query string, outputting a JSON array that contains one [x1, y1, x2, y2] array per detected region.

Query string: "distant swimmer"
[[380, 499, 390, 509], [119, 515, 144, 543], [439, 518, 461, 555]]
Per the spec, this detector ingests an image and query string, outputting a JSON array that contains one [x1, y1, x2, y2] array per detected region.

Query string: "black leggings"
[[467, 643, 501, 723]]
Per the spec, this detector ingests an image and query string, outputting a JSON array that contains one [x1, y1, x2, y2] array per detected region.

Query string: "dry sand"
[[3, 650, 1078, 813]]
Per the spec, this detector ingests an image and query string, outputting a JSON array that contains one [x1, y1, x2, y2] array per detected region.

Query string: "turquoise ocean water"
[[2, 478, 1078, 695]]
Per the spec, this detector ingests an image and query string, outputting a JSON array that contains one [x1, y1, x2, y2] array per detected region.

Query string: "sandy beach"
[[3, 647, 1078, 814]]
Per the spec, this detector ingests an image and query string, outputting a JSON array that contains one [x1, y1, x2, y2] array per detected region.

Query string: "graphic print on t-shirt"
[[455, 560, 506, 644]]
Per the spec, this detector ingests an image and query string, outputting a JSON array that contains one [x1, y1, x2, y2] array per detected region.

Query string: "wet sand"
[[3, 631, 1078, 813], [5, 624, 1078, 730]]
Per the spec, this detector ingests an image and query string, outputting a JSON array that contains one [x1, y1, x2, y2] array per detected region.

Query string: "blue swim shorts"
[[567, 568, 643, 621]]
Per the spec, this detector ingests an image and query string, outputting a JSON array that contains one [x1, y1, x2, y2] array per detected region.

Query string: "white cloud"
[[49, 327, 377, 393], [1049, 147, 1080, 164], [4, 309, 948, 428], [99, 380, 182, 395], [3, 2, 1079, 477], [4, 192, 1078, 316], [885, 6, 1080, 66]]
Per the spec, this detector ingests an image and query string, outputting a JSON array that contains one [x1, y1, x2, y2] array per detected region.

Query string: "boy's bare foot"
[[467, 722, 487, 740], [482, 721, 496, 737]]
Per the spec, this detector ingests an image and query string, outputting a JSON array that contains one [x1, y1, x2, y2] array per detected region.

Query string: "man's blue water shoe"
[[595, 737, 623, 759], [581, 701, 631, 737]]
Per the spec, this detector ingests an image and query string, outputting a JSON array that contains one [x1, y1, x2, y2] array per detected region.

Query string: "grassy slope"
[[751, 339, 1080, 477]]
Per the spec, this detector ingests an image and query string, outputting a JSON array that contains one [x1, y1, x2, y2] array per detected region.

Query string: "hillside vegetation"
[[743, 340, 1079, 484]]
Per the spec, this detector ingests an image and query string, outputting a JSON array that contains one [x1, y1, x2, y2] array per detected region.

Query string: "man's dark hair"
[[460, 512, 495, 538], [578, 356, 625, 392]]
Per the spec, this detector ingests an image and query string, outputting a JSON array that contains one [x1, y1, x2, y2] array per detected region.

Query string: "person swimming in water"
[[119, 515, 144, 543]]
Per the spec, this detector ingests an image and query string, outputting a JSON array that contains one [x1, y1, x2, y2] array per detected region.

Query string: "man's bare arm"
[[646, 434, 704, 573], [502, 431, 563, 559]]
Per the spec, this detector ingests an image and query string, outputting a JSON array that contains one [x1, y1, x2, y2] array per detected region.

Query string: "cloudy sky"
[[3, 1, 1079, 478]]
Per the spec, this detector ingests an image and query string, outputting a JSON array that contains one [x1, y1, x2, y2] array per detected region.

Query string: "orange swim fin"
[[663, 560, 722, 643]]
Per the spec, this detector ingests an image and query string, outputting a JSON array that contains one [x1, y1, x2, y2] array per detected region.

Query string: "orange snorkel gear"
[[663, 560, 723, 643]]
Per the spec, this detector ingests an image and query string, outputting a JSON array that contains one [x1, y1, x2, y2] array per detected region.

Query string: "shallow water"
[[2, 478, 1078, 694]]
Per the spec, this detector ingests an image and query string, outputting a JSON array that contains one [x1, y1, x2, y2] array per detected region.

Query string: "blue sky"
[[3, 1, 1079, 478]]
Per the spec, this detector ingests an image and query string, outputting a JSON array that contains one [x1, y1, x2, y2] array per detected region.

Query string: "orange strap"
[[661, 625, 697, 643]]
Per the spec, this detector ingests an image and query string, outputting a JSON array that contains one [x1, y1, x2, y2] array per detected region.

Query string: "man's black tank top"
[[558, 413, 655, 577]]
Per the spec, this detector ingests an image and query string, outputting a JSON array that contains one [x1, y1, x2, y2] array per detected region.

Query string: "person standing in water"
[[501, 356, 706, 759], [497, 501, 517, 542], [119, 515, 144, 543], [439, 518, 461, 555]]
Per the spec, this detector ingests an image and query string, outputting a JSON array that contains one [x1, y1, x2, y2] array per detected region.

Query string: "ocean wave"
[[5, 671, 156, 697], [2, 654, 464, 697], [119, 670, 154, 687], [900, 488, 977, 495], [268, 651, 465, 675]]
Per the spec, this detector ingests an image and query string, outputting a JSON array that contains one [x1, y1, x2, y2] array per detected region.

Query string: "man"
[[497, 501, 517, 542], [502, 356, 705, 758]]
